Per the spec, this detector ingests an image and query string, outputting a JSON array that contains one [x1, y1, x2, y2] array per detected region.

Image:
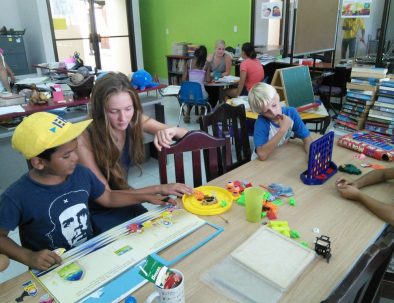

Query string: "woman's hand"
[[146, 195, 177, 206], [154, 127, 177, 150], [153, 127, 187, 151], [160, 183, 193, 197]]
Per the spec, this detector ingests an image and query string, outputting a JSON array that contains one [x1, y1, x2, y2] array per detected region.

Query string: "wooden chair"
[[158, 130, 231, 187], [321, 230, 394, 303], [200, 103, 251, 171]]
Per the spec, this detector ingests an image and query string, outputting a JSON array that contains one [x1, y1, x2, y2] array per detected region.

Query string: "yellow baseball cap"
[[12, 112, 92, 159]]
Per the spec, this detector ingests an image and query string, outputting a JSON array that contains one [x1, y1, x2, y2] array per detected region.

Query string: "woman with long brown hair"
[[77, 72, 192, 234]]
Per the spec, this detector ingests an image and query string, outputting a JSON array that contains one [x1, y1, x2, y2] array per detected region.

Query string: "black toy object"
[[315, 235, 332, 263]]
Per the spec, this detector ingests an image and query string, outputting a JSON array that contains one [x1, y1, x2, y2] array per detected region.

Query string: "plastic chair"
[[177, 81, 211, 126], [200, 103, 251, 171], [158, 130, 231, 187], [321, 229, 394, 303]]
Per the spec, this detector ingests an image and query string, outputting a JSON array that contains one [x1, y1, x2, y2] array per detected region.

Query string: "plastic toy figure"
[[315, 235, 332, 263]]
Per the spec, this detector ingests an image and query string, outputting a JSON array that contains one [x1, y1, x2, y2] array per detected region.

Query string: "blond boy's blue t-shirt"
[[253, 106, 310, 148]]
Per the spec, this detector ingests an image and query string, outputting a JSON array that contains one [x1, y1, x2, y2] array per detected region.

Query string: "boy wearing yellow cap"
[[0, 112, 175, 271]]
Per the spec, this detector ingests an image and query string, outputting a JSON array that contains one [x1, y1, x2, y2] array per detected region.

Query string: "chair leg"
[[178, 104, 185, 127]]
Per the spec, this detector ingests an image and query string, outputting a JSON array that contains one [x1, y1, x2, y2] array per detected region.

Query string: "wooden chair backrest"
[[158, 130, 231, 187], [200, 103, 251, 171]]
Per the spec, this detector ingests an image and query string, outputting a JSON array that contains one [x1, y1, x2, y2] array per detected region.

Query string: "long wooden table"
[[1, 139, 393, 303]]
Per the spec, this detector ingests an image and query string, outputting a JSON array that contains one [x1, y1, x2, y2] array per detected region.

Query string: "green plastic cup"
[[244, 187, 264, 223]]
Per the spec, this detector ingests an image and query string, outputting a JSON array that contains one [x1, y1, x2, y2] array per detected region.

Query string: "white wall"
[[0, 0, 23, 29], [132, 0, 144, 69], [0, 0, 55, 73], [16, 0, 56, 71]]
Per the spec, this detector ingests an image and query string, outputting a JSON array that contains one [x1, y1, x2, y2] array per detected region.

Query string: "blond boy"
[[248, 83, 313, 160]]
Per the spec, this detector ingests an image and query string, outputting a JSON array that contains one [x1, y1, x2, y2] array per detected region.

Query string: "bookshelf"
[[365, 78, 394, 136], [334, 66, 388, 133], [166, 55, 188, 85]]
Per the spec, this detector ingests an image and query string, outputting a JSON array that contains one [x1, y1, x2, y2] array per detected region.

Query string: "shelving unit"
[[166, 55, 188, 85], [334, 66, 387, 133], [0, 35, 29, 75]]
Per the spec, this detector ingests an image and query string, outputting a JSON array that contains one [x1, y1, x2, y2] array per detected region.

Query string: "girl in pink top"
[[225, 42, 264, 98]]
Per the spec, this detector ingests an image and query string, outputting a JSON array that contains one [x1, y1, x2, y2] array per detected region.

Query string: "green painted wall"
[[139, 0, 252, 80]]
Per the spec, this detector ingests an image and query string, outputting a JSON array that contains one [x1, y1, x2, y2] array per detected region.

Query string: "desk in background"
[[205, 79, 239, 105], [2, 140, 392, 302]]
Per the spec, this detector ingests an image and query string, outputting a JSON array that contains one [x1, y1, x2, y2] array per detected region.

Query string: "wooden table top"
[[1, 139, 392, 303], [0, 96, 89, 120]]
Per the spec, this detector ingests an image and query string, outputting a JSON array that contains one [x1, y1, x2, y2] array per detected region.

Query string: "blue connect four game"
[[300, 131, 337, 185]]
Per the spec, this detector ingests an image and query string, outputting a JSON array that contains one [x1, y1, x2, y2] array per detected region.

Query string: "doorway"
[[47, 0, 136, 75]]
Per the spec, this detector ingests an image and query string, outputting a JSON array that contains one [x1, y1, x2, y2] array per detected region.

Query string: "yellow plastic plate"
[[182, 186, 233, 215]]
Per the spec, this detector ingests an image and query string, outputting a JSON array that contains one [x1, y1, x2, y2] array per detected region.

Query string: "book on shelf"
[[347, 89, 374, 96], [368, 112, 394, 121], [377, 96, 394, 105], [177, 59, 186, 73], [374, 101, 394, 109], [351, 72, 388, 79], [334, 122, 355, 133], [369, 109, 394, 118], [171, 60, 177, 72], [365, 124, 393, 136], [371, 105, 394, 114], [335, 119, 359, 131], [379, 85, 394, 92], [351, 67, 388, 78], [366, 119, 393, 128], [378, 89, 394, 97], [342, 106, 365, 115], [337, 113, 357, 123], [379, 80, 394, 88], [367, 115, 394, 125], [345, 96, 374, 106], [346, 90, 375, 100], [378, 92, 394, 99], [351, 77, 381, 86], [347, 82, 377, 92]]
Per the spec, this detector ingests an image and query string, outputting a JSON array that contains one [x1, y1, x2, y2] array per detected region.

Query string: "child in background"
[[182, 45, 209, 123], [248, 83, 313, 161], [336, 168, 394, 225], [0, 112, 175, 271]]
